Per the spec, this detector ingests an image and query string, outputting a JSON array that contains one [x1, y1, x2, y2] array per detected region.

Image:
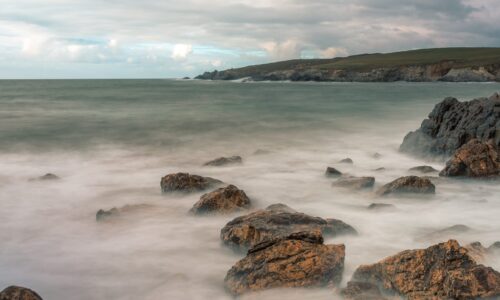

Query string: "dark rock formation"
[[400, 93, 500, 158], [220, 203, 356, 250], [409, 165, 439, 173], [376, 176, 435, 196], [341, 281, 388, 300], [96, 204, 154, 221], [203, 156, 242, 167], [325, 167, 342, 177], [160, 172, 222, 193], [367, 203, 395, 210], [439, 139, 499, 177], [348, 240, 500, 299], [0, 286, 42, 300], [332, 176, 375, 190], [190, 184, 250, 214], [339, 158, 353, 164], [224, 230, 345, 296]]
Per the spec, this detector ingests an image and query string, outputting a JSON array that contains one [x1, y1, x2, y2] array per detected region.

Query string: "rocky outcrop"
[[96, 204, 154, 221], [325, 167, 342, 177], [332, 176, 375, 190], [190, 185, 251, 214], [439, 139, 499, 177], [400, 93, 500, 158], [0, 286, 42, 300], [348, 240, 500, 300], [220, 203, 356, 250], [160, 173, 222, 193], [376, 176, 435, 196], [224, 230, 345, 296], [409, 165, 438, 173], [203, 156, 242, 167]]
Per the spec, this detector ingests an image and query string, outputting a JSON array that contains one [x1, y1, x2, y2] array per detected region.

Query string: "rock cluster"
[[440, 139, 499, 177], [160, 172, 222, 193], [0, 286, 42, 300], [376, 176, 435, 196], [190, 184, 251, 215]]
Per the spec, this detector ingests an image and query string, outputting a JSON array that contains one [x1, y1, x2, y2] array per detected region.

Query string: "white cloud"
[[320, 47, 349, 58], [260, 39, 302, 60], [171, 44, 193, 60]]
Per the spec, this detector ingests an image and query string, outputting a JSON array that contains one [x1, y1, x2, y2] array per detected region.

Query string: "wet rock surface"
[[332, 176, 375, 190], [0, 286, 42, 300], [409, 165, 438, 173], [203, 156, 242, 166], [325, 166, 342, 177], [190, 184, 251, 214], [220, 203, 356, 250], [439, 139, 499, 177], [376, 176, 435, 196], [341, 281, 388, 300], [348, 240, 500, 300], [224, 230, 345, 296], [160, 172, 222, 193], [400, 93, 500, 158]]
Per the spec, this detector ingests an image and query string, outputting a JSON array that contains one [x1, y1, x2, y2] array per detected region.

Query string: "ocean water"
[[0, 79, 499, 299]]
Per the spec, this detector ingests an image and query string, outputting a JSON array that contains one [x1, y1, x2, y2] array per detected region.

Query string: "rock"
[[373, 167, 386, 172], [425, 224, 472, 241], [96, 204, 153, 221], [341, 281, 388, 300], [409, 165, 439, 173], [466, 242, 489, 262], [0, 286, 42, 300], [489, 242, 500, 252], [367, 203, 395, 210], [325, 167, 342, 177], [400, 93, 500, 158], [190, 185, 250, 214], [220, 203, 356, 250], [376, 176, 435, 196], [439, 139, 499, 177], [29, 173, 60, 181], [182, 76, 190, 80], [332, 176, 375, 190], [339, 158, 353, 164], [224, 230, 345, 296], [372, 153, 382, 159], [160, 172, 222, 193], [203, 156, 242, 166], [349, 240, 500, 299]]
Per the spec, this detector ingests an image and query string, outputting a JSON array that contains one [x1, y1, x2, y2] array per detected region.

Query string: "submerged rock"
[[0, 286, 43, 300], [348, 240, 500, 299], [224, 230, 345, 296], [253, 149, 272, 155], [400, 93, 500, 158], [373, 167, 386, 172], [332, 176, 375, 190], [409, 165, 438, 173], [372, 152, 382, 159], [341, 281, 388, 300], [325, 166, 342, 177], [439, 139, 499, 177], [160, 172, 222, 193], [423, 224, 472, 241], [339, 158, 353, 164], [220, 203, 356, 250], [29, 173, 60, 181], [190, 184, 251, 214], [203, 156, 242, 166], [367, 203, 395, 210], [376, 176, 435, 196], [96, 204, 154, 221]]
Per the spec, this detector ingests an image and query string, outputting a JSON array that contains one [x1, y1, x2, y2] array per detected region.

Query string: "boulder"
[[0, 286, 42, 300], [339, 158, 353, 164], [160, 172, 222, 193], [400, 93, 500, 158], [348, 240, 500, 299], [224, 231, 345, 296], [203, 156, 242, 166], [96, 204, 154, 221], [376, 176, 435, 196], [409, 165, 438, 173], [341, 281, 388, 300], [325, 167, 342, 177], [190, 185, 250, 214], [439, 139, 499, 177], [220, 203, 356, 250], [332, 176, 375, 190]]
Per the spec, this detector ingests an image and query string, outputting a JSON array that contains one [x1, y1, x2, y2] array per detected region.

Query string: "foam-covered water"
[[0, 80, 499, 299]]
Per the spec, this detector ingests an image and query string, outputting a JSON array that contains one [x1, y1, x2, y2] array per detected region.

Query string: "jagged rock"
[[325, 167, 342, 177], [220, 203, 356, 250], [349, 240, 500, 299], [400, 93, 500, 158], [367, 203, 395, 210], [332, 176, 375, 190], [96, 204, 153, 221], [224, 230, 345, 296], [439, 139, 499, 177], [190, 185, 250, 214], [0, 286, 42, 300], [409, 165, 439, 173], [341, 281, 388, 300], [339, 158, 353, 164], [160, 172, 222, 193], [376, 176, 435, 196], [203, 156, 242, 166]]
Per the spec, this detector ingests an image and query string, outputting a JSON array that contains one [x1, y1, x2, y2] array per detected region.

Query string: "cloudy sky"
[[1, 0, 499, 78]]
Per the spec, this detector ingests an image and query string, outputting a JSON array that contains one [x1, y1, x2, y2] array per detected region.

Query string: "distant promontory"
[[195, 47, 500, 82]]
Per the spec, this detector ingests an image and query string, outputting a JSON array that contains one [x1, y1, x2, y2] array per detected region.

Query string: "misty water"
[[1, 79, 499, 299]]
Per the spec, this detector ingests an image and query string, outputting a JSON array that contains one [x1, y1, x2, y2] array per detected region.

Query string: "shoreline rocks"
[[439, 139, 499, 177], [0, 286, 43, 300], [160, 173, 222, 193], [376, 176, 435, 196], [224, 230, 345, 296], [190, 185, 251, 214], [203, 156, 242, 167]]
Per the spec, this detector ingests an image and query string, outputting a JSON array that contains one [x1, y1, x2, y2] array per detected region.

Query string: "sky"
[[0, 0, 499, 79]]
